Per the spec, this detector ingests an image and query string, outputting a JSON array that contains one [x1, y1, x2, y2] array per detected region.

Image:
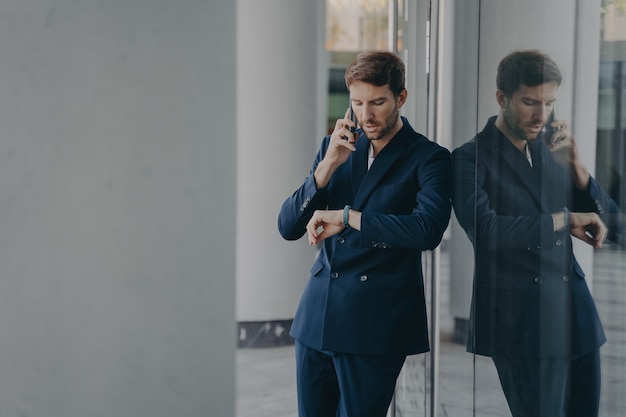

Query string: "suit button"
[[533, 277, 541, 284], [595, 199, 604, 213], [299, 197, 311, 211], [562, 275, 569, 282], [555, 239, 562, 246], [331, 272, 339, 279], [337, 236, 345, 244], [360, 275, 368, 282]]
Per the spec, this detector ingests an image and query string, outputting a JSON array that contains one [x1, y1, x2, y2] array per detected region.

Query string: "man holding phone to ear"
[[452, 49, 621, 417], [278, 51, 451, 417]]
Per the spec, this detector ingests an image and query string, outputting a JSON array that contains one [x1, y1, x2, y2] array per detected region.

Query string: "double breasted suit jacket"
[[278, 118, 451, 357], [452, 116, 620, 359]]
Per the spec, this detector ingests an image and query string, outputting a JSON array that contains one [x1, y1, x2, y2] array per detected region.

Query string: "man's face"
[[348, 81, 406, 142], [498, 82, 559, 141]]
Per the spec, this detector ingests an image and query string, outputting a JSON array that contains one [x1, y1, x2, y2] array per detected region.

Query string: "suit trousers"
[[294, 341, 406, 417], [492, 349, 601, 417]]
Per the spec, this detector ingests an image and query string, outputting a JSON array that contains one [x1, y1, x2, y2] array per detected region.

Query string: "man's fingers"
[[305, 209, 346, 245], [332, 131, 357, 150], [330, 123, 357, 145], [569, 212, 607, 249], [571, 227, 597, 247], [592, 223, 608, 248], [306, 213, 320, 244], [342, 133, 357, 148], [549, 135, 569, 149]]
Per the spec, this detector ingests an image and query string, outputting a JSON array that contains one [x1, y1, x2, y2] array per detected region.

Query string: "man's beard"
[[503, 103, 540, 141], [363, 106, 399, 141]]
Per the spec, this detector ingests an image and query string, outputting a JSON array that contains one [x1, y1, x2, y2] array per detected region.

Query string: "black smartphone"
[[349, 103, 358, 134], [543, 111, 556, 145]]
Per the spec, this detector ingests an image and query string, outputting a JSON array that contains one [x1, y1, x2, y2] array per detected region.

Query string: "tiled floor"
[[237, 247, 626, 417]]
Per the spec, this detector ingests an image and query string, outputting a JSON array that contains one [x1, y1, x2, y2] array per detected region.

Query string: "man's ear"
[[397, 89, 408, 108], [495, 89, 508, 109]]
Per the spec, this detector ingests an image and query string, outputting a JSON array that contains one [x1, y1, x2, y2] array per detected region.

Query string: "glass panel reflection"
[[596, 3, 626, 415], [314, 2, 626, 417], [454, 48, 619, 416], [449, 2, 626, 416]]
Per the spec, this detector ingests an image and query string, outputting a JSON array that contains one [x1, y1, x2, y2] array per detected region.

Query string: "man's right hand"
[[314, 109, 358, 188], [570, 212, 607, 249]]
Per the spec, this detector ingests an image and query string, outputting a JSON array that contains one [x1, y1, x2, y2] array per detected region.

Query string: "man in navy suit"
[[452, 50, 621, 417], [278, 51, 451, 417]]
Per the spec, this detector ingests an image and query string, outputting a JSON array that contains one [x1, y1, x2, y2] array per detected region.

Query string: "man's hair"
[[497, 49, 562, 97], [345, 51, 406, 97]]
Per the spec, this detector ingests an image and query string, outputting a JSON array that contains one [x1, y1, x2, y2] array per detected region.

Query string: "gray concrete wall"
[[0, 1, 236, 416], [236, 0, 323, 323]]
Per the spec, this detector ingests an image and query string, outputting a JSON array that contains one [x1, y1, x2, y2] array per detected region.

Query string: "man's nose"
[[536, 106, 551, 123], [361, 105, 374, 120]]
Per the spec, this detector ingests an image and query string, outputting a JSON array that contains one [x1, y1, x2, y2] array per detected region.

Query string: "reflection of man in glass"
[[452, 50, 621, 417], [278, 51, 451, 417]]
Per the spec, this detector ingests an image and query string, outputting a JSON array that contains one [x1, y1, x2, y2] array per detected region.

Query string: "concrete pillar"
[[236, 0, 327, 346], [448, 0, 601, 336], [0, 1, 236, 416]]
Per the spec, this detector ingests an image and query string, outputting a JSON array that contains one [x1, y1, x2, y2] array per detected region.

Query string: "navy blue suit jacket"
[[278, 118, 451, 356], [452, 116, 620, 358]]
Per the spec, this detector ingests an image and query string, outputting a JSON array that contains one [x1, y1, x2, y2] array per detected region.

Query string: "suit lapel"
[[352, 123, 411, 209], [480, 120, 544, 209], [350, 132, 369, 195], [529, 139, 566, 211]]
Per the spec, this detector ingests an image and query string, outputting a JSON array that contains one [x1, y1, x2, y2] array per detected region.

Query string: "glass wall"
[[445, 1, 626, 416], [595, 4, 626, 415], [324, 1, 626, 416], [238, 1, 626, 416]]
